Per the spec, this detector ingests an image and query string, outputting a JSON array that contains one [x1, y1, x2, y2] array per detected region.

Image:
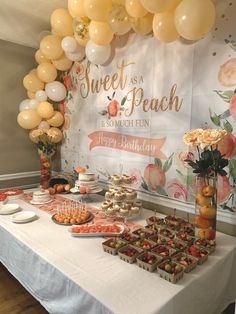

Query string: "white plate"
[[11, 211, 36, 223], [0, 204, 21, 215], [70, 187, 103, 194], [68, 224, 124, 237], [30, 198, 53, 205]]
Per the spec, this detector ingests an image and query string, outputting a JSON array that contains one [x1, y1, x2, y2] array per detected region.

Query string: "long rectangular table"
[[0, 192, 236, 314]]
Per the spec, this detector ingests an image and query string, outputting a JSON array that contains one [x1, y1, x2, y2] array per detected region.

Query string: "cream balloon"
[[68, 0, 86, 18], [153, 11, 179, 43], [84, 0, 112, 22], [27, 91, 35, 99], [140, 0, 174, 13], [131, 12, 153, 35], [50, 8, 73, 37], [19, 99, 31, 112], [45, 81, 67, 102], [73, 16, 90, 46], [109, 4, 131, 35], [125, 0, 147, 18], [47, 111, 64, 127], [61, 36, 77, 53], [35, 90, 47, 102], [37, 101, 54, 119], [89, 21, 114, 46], [29, 130, 39, 143], [23, 73, 45, 93], [113, 0, 125, 4], [37, 63, 58, 83], [28, 99, 39, 109], [52, 53, 73, 71], [35, 49, 51, 64], [85, 40, 111, 65], [17, 109, 42, 129], [40, 35, 63, 60], [47, 127, 63, 143], [175, 0, 216, 41], [38, 121, 50, 130], [65, 45, 85, 61]]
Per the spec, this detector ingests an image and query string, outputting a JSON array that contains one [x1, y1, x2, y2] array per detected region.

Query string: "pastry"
[[101, 200, 112, 211], [121, 174, 132, 184], [126, 191, 137, 200], [131, 206, 140, 215], [114, 192, 125, 201], [105, 191, 114, 200]]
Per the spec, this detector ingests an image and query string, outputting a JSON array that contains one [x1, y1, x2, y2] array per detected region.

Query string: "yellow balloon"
[[175, 0, 216, 41], [47, 111, 64, 127], [52, 53, 73, 71], [125, 0, 147, 18], [89, 21, 113, 45], [140, 0, 176, 13], [109, 4, 131, 35], [50, 8, 73, 37], [73, 16, 90, 46], [47, 127, 63, 143], [131, 12, 153, 35], [27, 91, 36, 99], [29, 130, 39, 143], [153, 12, 179, 43], [37, 101, 54, 119], [23, 73, 45, 93], [40, 35, 63, 60], [68, 0, 86, 18], [35, 50, 51, 64], [37, 63, 58, 83], [17, 109, 42, 129], [113, 0, 125, 4], [167, 0, 182, 11], [84, 0, 112, 21]]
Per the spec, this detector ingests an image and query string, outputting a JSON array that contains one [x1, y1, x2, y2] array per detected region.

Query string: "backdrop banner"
[[61, 1, 236, 216]]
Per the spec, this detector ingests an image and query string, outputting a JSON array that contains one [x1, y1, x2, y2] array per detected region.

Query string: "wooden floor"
[[0, 263, 48, 314]]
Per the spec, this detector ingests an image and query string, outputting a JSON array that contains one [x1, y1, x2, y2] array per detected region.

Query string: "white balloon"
[[38, 121, 50, 130], [19, 99, 31, 111], [45, 81, 67, 102], [66, 45, 85, 62], [61, 36, 77, 53], [35, 90, 47, 102], [29, 99, 39, 109], [85, 40, 111, 65]]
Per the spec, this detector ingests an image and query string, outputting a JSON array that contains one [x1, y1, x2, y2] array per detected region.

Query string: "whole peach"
[[144, 164, 166, 191], [195, 193, 211, 206], [198, 228, 216, 240], [195, 215, 213, 229], [199, 206, 216, 219], [200, 185, 215, 197]]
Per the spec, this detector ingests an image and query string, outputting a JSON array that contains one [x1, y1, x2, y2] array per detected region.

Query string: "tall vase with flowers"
[[183, 128, 229, 240]]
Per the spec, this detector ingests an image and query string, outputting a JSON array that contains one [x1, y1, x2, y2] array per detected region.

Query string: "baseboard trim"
[[0, 171, 40, 181]]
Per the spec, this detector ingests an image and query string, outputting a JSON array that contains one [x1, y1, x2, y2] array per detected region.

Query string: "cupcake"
[[120, 207, 129, 216], [126, 191, 137, 200], [101, 200, 112, 211], [131, 206, 140, 215], [113, 175, 122, 185], [122, 174, 132, 184], [114, 192, 125, 201], [113, 204, 121, 212], [133, 200, 142, 208], [105, 191, 114, 200]]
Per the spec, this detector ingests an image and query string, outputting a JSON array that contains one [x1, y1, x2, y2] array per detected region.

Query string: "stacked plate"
[[0, 204, 21, 215], [11, 211, 36, 224]]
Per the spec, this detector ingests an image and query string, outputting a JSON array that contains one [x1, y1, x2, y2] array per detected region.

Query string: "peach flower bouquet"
[[183, 128, 229, 241]]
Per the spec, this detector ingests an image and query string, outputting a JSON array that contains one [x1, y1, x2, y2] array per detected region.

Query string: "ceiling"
[[0, 0, 67, 49]]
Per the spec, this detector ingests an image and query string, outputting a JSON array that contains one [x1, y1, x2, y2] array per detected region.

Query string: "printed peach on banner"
[[88, 131, 167, 159]]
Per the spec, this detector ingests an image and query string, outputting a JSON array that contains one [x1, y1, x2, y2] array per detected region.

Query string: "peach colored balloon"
[[27, 91, 36, 99], [153, 11, 179, 43], [17, 109, 42, 129], [40, 35, 63, 60], [167, 0, 182, 11], [140, 0, 175, 13], [37, 101, 54, 119], [50, 8, 73, 37], [68, 0, 86, 18], [125, 0, 147, 18], [47, 111, 64, 127], [29, 129, 40, 143], [89, 21, 113, 45], [37, 63, 57, 83], [52, 53, 73, 71], [84, 0, 112, 21], [23, 73, 45, 93], [113, 0, 125, 4], [131, 12, 153, 35], [175, 0, 216, 41], [35, 49, 51, 64], [47, 127, 63, 143]]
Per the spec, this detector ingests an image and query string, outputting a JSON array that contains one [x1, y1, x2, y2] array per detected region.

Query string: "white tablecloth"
[[0, 193, 236, 314]]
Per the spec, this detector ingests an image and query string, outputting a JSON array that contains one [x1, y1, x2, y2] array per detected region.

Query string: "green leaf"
[[121, 96, 127, 107], [176, 169, 193, 185], [156, 186, 168, 196], [220, 204, 234, 212], [112, 91, 115, 99], [163, 153, 173, 173], [99, 110, 108, 116], [223, 120, 233, 133], [154, 158, 162, 168], [229, 159, 236, 179], [141, 181, 149, 191], [214, 90, 234, 103], [210, 114, 221, 127], [225, 39, 236, 52], [217, 169, 227, 176]]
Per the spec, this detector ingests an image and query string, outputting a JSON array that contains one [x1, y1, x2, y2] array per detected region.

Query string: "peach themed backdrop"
[[60, 1, 236, 215]]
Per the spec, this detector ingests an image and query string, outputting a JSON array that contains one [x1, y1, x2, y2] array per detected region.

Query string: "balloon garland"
[[17, 0, 216, 149]]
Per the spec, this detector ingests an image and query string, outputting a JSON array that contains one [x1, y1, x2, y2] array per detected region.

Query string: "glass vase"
[[39, 152, 52, 189], [194, 174, 217, 241]]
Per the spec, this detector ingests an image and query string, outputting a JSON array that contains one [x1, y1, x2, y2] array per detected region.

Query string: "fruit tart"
[[132, 228, 154, 238], [151, 245, 177, 259], [118, 244, 143, 264], [194, 238, 216, 253], [157, 259, 184, 284], [132, 238, 156, 250], [137, 252, 163, 272], [102, 238, 127, 255], [172, 252, 198, 273], [176, 231, 194, 244], [159, 228, 175, 239], [165, 238, 187, 251], [119, 232, 140, 243], [149, 234, 167, 245], [186, 246, 209, 265], [146, 216, 165, 226]]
